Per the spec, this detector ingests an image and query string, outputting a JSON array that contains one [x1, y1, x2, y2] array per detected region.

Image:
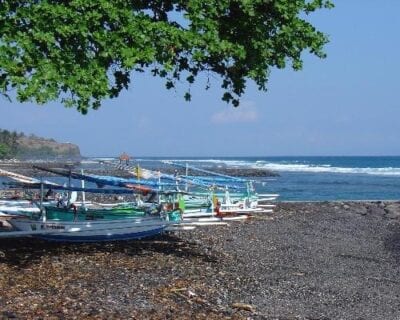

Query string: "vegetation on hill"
[[0, 129, 81, 160], [0, 129, 20, 158]]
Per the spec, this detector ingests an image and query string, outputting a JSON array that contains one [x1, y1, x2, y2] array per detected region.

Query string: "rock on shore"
[[0, 160, 279, 178], [1, 201, 400, 319]]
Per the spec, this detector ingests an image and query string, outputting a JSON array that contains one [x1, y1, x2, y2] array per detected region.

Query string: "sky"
[[1, 0, 399, 157]]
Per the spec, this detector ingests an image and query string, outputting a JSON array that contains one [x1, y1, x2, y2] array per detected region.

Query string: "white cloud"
[[210, 101, 259, 124]]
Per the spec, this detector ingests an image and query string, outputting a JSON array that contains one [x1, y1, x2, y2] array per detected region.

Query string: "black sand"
[[1, 201, 400, 319]]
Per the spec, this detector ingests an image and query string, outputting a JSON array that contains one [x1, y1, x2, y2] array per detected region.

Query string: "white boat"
[[183, 215, 249, 223], [183, 210, 215, 218], [6, 216, 174, 242], [219, 206, 272, 215], [0, 199, 33, 206], [0, 205, 40, 214]]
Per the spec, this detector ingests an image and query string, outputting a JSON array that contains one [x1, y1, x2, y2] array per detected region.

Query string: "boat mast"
[[81, 169, 86, 210], [136, 164, 141, 204], [67, 168, 72, 207], [40, 177, 46, 222], [185, 163, 189, 192], [158, 170, 161, 204]]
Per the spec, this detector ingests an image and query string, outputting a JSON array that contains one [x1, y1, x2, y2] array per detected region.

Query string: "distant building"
[[119, 152, 131, 165]]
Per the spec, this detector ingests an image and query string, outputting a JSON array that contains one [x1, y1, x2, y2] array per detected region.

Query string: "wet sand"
[[1, 201, 400, 319]]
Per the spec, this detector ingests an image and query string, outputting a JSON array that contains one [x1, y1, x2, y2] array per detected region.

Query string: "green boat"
[[44, 205, 147, 221], [43, 204, 182, 222]]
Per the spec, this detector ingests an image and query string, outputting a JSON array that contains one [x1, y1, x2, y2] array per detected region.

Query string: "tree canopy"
[[0, 0, 333, 114]]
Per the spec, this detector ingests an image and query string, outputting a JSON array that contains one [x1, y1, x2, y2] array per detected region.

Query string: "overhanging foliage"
[[0, 0, 333, 113]]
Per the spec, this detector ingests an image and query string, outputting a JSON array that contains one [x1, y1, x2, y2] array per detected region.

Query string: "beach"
[[1, 201, 400, 319], [0, 0, 398, 316], [1, 1, 399, 318]]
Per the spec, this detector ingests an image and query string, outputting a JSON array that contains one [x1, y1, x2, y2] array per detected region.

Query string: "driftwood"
[[232, 302, 256, 313]]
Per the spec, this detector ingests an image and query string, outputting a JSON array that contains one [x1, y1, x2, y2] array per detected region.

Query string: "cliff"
[[16, 136, 81, 160], [0, 129, 81, 160]]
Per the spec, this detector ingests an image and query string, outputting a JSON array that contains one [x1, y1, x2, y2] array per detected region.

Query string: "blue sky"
[[1, 1, 399, 157]]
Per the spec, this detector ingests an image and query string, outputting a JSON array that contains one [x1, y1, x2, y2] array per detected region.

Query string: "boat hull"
[[44, 205, 146, 221], [9, 217, 169, 242]]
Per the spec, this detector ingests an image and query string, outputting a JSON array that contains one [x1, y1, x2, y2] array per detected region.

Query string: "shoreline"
[[281, 199, 400, 203], [0, 160, 279, 178], [1, 201, 400, 319]]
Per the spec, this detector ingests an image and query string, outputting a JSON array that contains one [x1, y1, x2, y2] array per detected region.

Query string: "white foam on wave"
[[252, 162, 400, 176], [159, 158, 400, 177], [161, 159, 250, 167]]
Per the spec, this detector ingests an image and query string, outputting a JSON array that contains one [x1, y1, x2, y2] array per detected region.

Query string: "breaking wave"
[[252, 162, 400, 176], [160, 158, 400, 176], [85, 157, 400, 177]]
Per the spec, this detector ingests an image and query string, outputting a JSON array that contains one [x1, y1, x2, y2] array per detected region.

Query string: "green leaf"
[[0, 0, 333, 113]]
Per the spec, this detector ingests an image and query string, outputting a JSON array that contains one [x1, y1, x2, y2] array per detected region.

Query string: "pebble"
[[0, 167, 399, 319]]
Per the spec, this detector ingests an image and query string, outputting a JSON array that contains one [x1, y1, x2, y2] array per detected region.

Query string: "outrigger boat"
[[7, 215, 175, 242], [0, 167, 177, 241], [0, 168, 230, 241], [115, 160, 279, 212], [1, 188, 184, 242], [0, 157, 279, 242], [100, 160, 279, 219]]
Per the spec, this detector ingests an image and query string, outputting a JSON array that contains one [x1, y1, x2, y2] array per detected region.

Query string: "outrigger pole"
[[81, 169, 86, 210], [185, 163, 189, 192], [40, 177, 46, 222], [67, 168, 72, 207], [162, 161, 248, 183]]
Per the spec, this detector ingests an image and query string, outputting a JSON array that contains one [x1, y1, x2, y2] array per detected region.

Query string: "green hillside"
[[0, 129, 81, 160]]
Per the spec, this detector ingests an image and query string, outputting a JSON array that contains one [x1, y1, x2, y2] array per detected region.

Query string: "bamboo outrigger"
[[0, 160, 278, 242]]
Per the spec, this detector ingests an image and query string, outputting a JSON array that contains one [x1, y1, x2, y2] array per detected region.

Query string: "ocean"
[[131, 156, 400, 201], [1, 156, 400, 201]]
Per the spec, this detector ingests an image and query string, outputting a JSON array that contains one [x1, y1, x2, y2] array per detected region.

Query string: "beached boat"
[[0, 166, 243, 241], [0, 204, 41, 215], [8, 216, 173, 242], [43, 204, 147, 221], [182, 194, 212, 209], [5, 194, 183, 241]]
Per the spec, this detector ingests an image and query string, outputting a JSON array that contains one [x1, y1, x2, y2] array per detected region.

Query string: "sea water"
[[134, 156, 400, 201], [1, 156, 400, 201]]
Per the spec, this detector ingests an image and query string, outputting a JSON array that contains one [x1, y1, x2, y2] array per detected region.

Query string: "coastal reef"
[[0, 161, 278, 179]]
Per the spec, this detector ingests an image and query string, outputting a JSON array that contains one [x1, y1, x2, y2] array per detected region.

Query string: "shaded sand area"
[[1, 201, 400, 319]]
